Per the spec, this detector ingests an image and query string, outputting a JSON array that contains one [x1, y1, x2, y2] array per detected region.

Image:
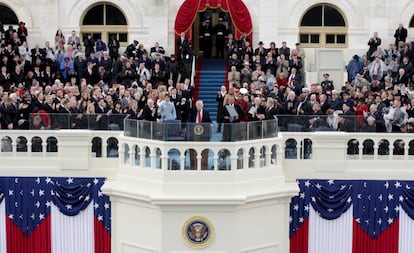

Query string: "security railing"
[[123, 118, 278, 141], [28, 113, 126, 130], [276, 114, 411, 133]]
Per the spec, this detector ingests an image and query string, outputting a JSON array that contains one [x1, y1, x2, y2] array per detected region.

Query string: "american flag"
[[0, 177, 111, 253], [290, 180, 414, 253]]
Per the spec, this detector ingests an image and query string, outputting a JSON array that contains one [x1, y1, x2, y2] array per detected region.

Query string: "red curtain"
[[352, 219, 399, 253], [94, 217, 111, 253], [290, 218, 309, 253], [6, 216, 51, 253], [174, 0, 253, 45], [227, 0, 252, 40]]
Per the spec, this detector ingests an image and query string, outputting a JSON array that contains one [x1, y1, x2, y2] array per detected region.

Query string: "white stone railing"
[[0, 130, 122, 177], [2, 129, 414, 182], [281, 132, 414, 181], [118, 135, 283, 171]]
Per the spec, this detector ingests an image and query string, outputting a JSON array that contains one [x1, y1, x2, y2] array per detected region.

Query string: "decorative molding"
[[1, 0, 33, 26], [65, 0, 141, 27]]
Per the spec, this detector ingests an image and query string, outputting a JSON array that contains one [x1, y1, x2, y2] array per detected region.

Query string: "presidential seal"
[[182, 216, 214, 248], [193, 124, 205, 136]]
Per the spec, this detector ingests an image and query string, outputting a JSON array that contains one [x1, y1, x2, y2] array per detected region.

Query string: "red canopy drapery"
[[174, 0, 253, 43]]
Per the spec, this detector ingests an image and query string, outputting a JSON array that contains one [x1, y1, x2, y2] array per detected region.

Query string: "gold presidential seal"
[[182, 216, 214, 248], [193, 124, 205, 136]]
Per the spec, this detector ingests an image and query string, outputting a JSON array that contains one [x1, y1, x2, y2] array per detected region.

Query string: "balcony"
[[0, 117, 413, 188]]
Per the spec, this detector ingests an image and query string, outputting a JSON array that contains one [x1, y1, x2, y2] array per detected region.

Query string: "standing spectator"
[[108, 35, 120, 62], [200, 19, 213, 58], [4, 26, 16, 45], [390, 99, 408, 132], [150, 63, 166, 88], [67, 30, 81, 47], [0, 97, 13, 129], [287, 67, 301, 95], [176, 32, 189, 63], [55, 29, 65, 49], [367, 56, 386, 82], [31, 43, 46, 64], [367, 32, 381, 61], [320, 73, 334, 95], [150, 42, 165, 55], [95, 39, 107, 60], [278, 41, 290, 59], [216, 85, 227, 132], [384, 43, 400, 65], [394, 23, 408, 49], [214, 18, 228, 59], [267, 42, 278, 59], [225, 33, 236, 59], [276, 54, 289, 77], [60, 56, 74, 82], [141, 98, 159, 121], [83, 34, 95, 58], [264, 51, 277, 75], [188, 100, 212, 169], [255, 41, 267, 63], [228, 53, 241, 71], [125, 40, 138, 58], [10, 65, 24, 86], [399, 43, 413, 63], [166, 54, 179, 85], [100, 51, 113, 73], [291, 43, 306, 61], [399, 56, 413, 77], [220, 95, 243, 141], [346, 55, 363, 82], [0, 65, 11, 91], [228, 65, 241, 88], [17, 22, 28, 43]]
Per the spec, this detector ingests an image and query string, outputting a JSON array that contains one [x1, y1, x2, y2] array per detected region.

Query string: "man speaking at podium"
[[188, 100, 212, 169]]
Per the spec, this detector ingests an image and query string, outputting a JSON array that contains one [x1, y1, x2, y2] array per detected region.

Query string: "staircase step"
[[195, 58, 227, 121]]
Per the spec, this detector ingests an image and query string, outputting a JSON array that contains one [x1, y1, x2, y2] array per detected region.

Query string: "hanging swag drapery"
[[0, 177, 110, 253], [174, 0, 253, 42], [290, 179, 414, 253]]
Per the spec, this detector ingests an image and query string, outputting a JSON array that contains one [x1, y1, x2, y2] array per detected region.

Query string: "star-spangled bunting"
[[290, 180, 414, 239], [0, 177, 110, 236]]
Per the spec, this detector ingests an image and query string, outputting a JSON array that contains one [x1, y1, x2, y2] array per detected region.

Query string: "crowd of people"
[[0, 24, 196, 130], [223, 23, 414, 133], [1, 20, 414, 135]]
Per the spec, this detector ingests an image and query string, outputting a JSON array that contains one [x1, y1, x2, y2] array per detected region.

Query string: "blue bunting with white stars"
[[290, 180, 414, 239], [1, 177, 110, 236]]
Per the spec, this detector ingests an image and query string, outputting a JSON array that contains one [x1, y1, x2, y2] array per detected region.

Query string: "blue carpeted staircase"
[[196, 58, 227, 121]]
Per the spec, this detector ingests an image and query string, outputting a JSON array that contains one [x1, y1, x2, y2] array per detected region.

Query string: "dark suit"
[[176, 36, 189, 62], [188, 108, 212, 169], [141, 105, 159, 121], [0, 72, 11, 91], [221, 104, 243, 141], [189, 108, 212, 123], [0, 103, 11, 129], [31, 48, 46, 64], [225, 38, 236, 58], [394, 27, 408, 47], [248, 104, 266, 139], [150, 47, 165, 55]]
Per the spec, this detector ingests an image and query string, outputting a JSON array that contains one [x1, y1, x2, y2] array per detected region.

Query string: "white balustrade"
[[1, 130, 414, 182]]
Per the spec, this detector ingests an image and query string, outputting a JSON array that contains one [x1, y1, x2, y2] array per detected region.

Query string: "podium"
[[187, 123, 212, 141]]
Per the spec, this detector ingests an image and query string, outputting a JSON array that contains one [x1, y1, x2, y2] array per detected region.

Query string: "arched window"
[[0, 4, 18, 25], [81, 3, 128, 46], [410, 16, 414, 28], [299, 4, 347, 47]]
